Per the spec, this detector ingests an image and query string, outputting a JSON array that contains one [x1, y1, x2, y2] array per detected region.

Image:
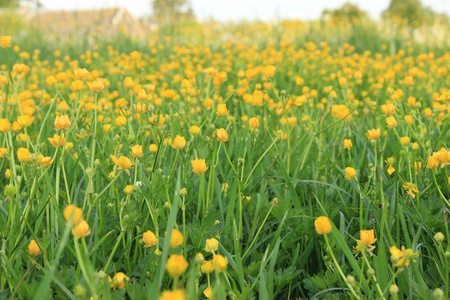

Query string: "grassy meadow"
[[0, 13, 450, 300]]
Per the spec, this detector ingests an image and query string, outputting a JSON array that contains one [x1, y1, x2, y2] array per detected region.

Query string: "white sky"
[[37, 0, 450, 21]]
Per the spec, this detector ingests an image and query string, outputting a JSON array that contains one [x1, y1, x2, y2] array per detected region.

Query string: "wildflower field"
[[0, 16, 450, 300]]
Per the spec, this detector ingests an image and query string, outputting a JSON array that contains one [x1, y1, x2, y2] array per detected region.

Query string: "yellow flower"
[[263, 65, 276, 78], [111, 272, 129, 289], [172, 135, 186, 150], [149, 144, 158, 153], [143, 230, 157, 247], [88, 80, 105, 93], [212, 254, 228, 272], [124, 185, 135, 195], [110, 155, 133, 170], [205, 238, 219, 253], [54, 115, 71, 130], [0, 118, 11, 132], [345, 167, 357, 180], [433, 148, 450, 164], [0, 36, 12, 48], [249, 117, 260, 129], [63, 204, 83, 226], [203, 287, 213, 299], [191, 159, 207, 174], [114, 115, 127, 127], [216, 103, 228, 116], [360, 229, 377, 246], [389, 245, 418, 267], [169, 229, 184, 249], [0, 147, 7, 158], [48, 133, 66, 147], [71, 80, 83, 92], [404, 115, 413, 125], [159, 289, 186, 300], [381, 103, 396, 115], [400, 136, 410, 146], [426, 155, 439, 169], [166, 254, 189, 277], [201, 260, 215, 274], [27, 239, 41, 256], [74, 68, 89, 80], [137, 89, 148, 101], [343, 139, 352, 149], [385, 116, 397, 128], [72, 220, 91, 238], [404, 75, 415, 86], [190, 125, 200, 135], [131, 144, 143, 157], [402, 182, 419, 199], [366, 129, 381, 141], [215, 128, 229, 142], [314, 216, 332, 235], [17, 148, 30, 162], [17, 115, 32, 127], [124, 77, 134, 89]]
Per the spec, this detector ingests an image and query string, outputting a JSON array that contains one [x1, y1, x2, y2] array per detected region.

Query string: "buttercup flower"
[[172, 135, 186, 150], [54, 115, 71, 130], [72, 220, 91, 238], [366, 129, 381, 141], [217, 104, 228, 116], [389, 245, 418, 267], [143, 230, 157, 247], [166, 254, 189, 277], [215, 128, 229, 142], [48, 133, 66, 147], [17, 148, 31, 162], [168, 229, 184, 249], [191, 159, 207, 174], [63, 204, 83, 226], [314, 216, 332, 234], [343, 139, 352, 149], [131, 144, 144, 157], [27, 239, 41, 256], [0, 35, 12, 48], [110, 155, 133, 170], [159, 290, 186, 300], [345, 167, 357, 179], [403, 182, 419, 199], [111, 272, 129, 289], [205, 238, 219, 252]]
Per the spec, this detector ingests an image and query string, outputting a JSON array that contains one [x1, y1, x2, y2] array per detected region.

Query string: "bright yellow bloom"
[[385, 116, 397, 128], [88, 80, 105, 93], [169, 229, 184, 249], [114, 115, 127, 127], [54, 115, 71, 130], [389, 245, 418, 267], [172, 135, 186, 150], [343, 139, 352, 149], [215, 128, 229, 142], [314, 216, 332, 235], [212, 254, 228, 272], [191, 159, 207, 174], [17, 148, 30, 162], [111, 272, 129, 289], [131, 144, 143, 157], [404, 75, 415, 86], [403, 182, 419, 199], [27, 239, 41, 256], [143, 230, 157, 247], [74, 68, 89, 80], [159, 290, 186, 300], [190, 125, 200, 135], [353, 230, 377, 257], [149, 144, 158, 153], [345, 167, 357, 179], [0, 147, 7, 158], [110, 155, 133, 170], [400, 136, 410, 146], [72, 220, 91, 238], [63, 204, 83, 226], [0, 36, 12, 48], [205, 238, 219, 253], [48, 133, 66, 147], [249, 117, 260, 129], [366, 129, 381, 141], [203, 287, 213, 299], [71, 80, 83, 91], [201, 260, 214, 274], [263, 65, 276, 78], [216, 104, 228, 116], [0, 118, 10, 132], [166, 254, 189, 277], [124, 77, 134, 89]]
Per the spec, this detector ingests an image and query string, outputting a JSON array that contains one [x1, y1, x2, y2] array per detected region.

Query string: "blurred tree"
[[321, 3, 367, 24], [152, 0, 195, 24], [383, 0, 426, 27], [0, 0, 19, 7]]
